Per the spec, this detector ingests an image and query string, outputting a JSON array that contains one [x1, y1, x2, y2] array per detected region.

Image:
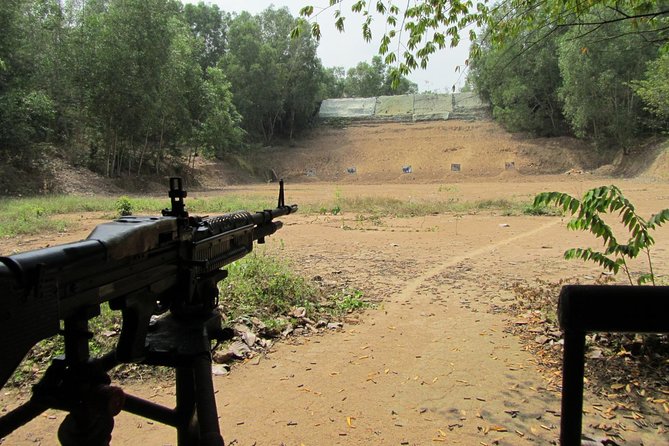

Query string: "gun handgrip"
[[112, 295, 156, 363]]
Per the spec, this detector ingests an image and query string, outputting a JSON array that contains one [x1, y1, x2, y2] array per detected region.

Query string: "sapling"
[[534, 185, 669, 285]]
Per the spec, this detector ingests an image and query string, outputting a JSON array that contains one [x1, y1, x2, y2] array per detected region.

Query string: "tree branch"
[[556, 9, 669, 28]]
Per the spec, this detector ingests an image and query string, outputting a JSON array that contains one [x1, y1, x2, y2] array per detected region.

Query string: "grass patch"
[[0, 195, 140, 237], [219, 251, 369, 326], [330, 288, 368, 313], [304, 196, 537, 218], [0, 194, 278, 238], [0, 191, 559, 238], [219, 252, 320, 323]]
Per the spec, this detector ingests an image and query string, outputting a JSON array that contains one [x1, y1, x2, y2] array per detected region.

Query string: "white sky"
[[184, 1, 471, 93]]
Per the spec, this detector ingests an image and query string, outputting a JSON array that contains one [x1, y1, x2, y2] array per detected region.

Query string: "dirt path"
[[2, 180, 669, 445]]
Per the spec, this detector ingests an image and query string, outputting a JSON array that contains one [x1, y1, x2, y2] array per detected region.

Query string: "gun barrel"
[[249, 204, 298, 226]]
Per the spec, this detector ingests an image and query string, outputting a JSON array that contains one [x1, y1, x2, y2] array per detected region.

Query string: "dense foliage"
[[470, 5, 667, 146], [303, 1, 669, 149], [0, 0, 415, 178]]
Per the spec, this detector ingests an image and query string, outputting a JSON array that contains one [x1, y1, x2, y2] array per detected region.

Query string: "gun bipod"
[[0, 312, 230, 446]]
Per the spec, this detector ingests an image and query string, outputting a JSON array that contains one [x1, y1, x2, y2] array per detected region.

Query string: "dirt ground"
[[1, 121, 669, 445]]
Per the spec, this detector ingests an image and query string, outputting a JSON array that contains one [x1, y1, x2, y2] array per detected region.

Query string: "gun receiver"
[[0, 178, 297, 446]]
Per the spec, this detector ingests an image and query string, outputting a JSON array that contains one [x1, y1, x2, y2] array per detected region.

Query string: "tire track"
[[394, 218, 562, 304]]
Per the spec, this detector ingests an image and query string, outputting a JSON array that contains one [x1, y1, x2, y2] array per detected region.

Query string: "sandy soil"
[[1, 121, 669, 445], [245, 121, 616, 185]]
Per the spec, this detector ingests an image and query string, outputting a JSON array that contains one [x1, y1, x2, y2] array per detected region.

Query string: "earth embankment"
[[240, 120, 656, 186]]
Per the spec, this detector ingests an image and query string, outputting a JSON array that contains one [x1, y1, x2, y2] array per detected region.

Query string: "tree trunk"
[[138, 130, 149, 176], [289, 109, 295, 141]]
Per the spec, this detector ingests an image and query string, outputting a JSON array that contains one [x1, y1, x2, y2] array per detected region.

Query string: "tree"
[[534, 186, 669, 285], [183, 1, 229, 70], [75, 0, 242, 176], [321, 66, 346, 98], [320, 56, 416, 98], [194, 67, 244, 159], [469, 22, 568, 136], [223, 11, 284, 142], [79, 0, 181, 175], [633, 52, 669, 124], [297, 1, 669, 87], [0, 0, 60, 163], [557, 11, 659, 149], [343, 56, 385, 97], [223, 7, 326, 143], [281, 24, 327, 139]]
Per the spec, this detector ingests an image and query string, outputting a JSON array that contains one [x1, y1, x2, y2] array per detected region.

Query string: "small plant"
[[332, 289, 369, 314], [534, 185, 669, 285], [354, 214, 383, 227], [331, 188, 343, 215], [523, 203, 562, 216], [438, 185, 458, 193], [116, 196, 133, 216]]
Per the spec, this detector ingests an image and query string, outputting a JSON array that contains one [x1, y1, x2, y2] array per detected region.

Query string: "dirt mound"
[[255, 120, 618, 184]]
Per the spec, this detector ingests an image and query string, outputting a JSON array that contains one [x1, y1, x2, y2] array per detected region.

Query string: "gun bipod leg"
[[0, 399, 48, 439], [192, 355, 224, 446], [175, 355, 224, 446]]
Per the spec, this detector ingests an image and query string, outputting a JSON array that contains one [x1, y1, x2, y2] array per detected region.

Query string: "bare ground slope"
[[237, 120, 668, 186]]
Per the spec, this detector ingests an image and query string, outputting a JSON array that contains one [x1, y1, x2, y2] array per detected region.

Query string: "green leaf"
[[564, 248, 619, 273], [648, 208, 669, 229], [362, 17, 372, 42], [290, 24, 303, 39], [311, 22, 321, 40], [299, 6, 314, 17], [352, 1, 365, 13], [638, 273, 655, 285], [335, 16, 346, 32]]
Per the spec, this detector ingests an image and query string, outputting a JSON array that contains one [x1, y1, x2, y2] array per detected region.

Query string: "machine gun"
[[0, 177, 297, 446]]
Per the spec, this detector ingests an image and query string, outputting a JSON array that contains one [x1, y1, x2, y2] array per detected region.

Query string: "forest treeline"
[[0, 0, 416, 178], [469, 4, 669, 151], [3, 0, 667, 181]]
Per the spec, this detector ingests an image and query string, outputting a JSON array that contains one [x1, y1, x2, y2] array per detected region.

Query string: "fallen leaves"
[[508, 279, 669, 441], [432, 428, 448, 442], [486, 424, 508, 433]]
